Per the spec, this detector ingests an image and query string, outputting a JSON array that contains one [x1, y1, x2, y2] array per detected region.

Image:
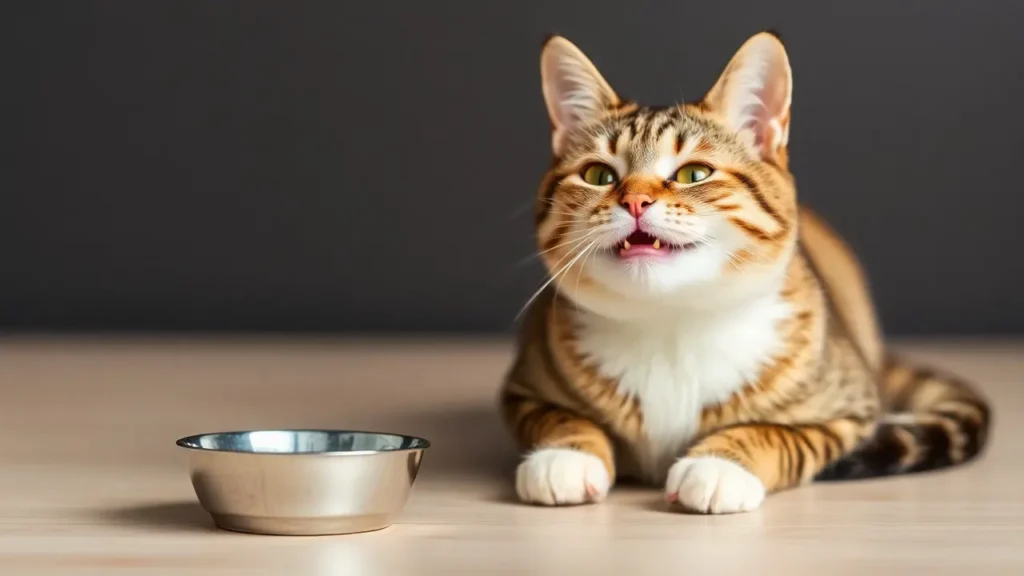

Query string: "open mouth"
[[616, 231, 698, 258]]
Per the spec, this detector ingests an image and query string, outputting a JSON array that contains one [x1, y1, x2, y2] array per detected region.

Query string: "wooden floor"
[[1, 337, 1022, 575]]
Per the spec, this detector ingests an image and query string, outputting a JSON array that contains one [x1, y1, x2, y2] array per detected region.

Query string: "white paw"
[[664, 456, 765, 514], [515, 448, 610, 506]]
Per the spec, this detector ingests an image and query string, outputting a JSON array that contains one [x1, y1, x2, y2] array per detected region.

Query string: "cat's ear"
[[541, 36, 620, 156], [704, 32, 793, 161]]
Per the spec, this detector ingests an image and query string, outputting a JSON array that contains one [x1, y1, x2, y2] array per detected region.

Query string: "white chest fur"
[[573, 294, 791, 482]]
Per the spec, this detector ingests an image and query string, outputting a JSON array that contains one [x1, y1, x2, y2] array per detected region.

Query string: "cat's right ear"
[[541, 36, 620, 157]]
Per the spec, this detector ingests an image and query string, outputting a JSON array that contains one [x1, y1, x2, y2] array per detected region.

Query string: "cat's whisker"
[[549, 221, 590, 228], [518, 240, 589, 313], [506, 199, 540, 220], [535, 228, 603, 258], [544, 211, 594, 219], [725, 245, 770, 270], [545, 213, 592, 219], [516, 239, 598, 321], [572, 241, 603, 311], [552, 239, 598, 290], [511, 228, 603, 269]]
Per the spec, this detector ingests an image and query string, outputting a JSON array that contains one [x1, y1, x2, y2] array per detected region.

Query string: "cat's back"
[[797, 205, 884, 370]]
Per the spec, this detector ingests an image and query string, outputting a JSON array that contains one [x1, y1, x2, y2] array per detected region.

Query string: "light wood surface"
[[1, 337, 1023, 575]]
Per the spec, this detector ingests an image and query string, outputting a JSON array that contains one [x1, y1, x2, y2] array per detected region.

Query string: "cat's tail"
[[815, 355, 991, 481]]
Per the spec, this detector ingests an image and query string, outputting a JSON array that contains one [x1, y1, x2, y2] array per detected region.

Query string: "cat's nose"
[[620, 193, 654, 218]]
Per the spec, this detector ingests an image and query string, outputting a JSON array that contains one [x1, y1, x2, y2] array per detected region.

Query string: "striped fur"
[[500, 32, 990, 512]]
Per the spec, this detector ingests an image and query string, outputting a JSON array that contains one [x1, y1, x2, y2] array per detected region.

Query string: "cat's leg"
[[665, 417, 875, 514], [503, 393, 615, 506]]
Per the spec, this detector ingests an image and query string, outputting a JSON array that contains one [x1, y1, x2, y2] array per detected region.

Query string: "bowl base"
[[211, 513, 392, 536]]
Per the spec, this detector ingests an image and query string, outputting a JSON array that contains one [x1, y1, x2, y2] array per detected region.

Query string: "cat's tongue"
[[619, 245, 666, 258], [618, 231, 671, 258]]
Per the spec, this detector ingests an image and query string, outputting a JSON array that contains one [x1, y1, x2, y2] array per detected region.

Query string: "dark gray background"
[[6, 1, 1023, 334]]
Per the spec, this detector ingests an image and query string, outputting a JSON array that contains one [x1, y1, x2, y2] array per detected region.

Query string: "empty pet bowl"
[[176, 429, 430, 535]]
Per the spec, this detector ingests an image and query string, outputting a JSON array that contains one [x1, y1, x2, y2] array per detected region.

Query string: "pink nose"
[[620, 193, 653, 218]]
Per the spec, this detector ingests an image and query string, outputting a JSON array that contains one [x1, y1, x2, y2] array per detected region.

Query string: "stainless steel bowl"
[[176, 430, 430, 536]]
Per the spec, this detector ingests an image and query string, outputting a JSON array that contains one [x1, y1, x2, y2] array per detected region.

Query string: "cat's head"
[[533, 32, 798, 320]]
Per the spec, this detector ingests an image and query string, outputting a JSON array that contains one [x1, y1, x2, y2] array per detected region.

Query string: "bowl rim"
[[174, 428, 431, 456]]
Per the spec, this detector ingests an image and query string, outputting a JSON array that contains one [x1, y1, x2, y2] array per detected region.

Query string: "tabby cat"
[[500, 31, 990, 513]]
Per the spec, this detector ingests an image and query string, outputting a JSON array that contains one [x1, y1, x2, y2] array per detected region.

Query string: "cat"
[[499, 31, 990, 514]]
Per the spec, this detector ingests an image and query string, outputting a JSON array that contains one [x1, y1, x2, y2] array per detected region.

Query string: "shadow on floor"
[[388, 403, 519, 483], [98, 501, 217, 533], [94, 405, 521, 525]]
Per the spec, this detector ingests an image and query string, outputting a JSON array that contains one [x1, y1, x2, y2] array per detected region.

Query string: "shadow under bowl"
[[176, 429, 430, 536]]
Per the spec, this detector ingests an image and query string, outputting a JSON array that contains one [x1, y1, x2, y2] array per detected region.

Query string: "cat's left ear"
[[541, 36, 620, 156], [704, 32, 793, 161]]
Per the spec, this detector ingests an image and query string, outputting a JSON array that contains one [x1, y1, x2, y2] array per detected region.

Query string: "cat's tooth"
[[653, 239, 661, 250], [623, 239, 631, 249]]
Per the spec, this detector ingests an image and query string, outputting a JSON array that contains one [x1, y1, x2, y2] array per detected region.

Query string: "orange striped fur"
[[501, 32, 990, 513]]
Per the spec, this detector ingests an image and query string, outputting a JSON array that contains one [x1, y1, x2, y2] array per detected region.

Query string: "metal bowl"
[[176, 429, 430, 536]]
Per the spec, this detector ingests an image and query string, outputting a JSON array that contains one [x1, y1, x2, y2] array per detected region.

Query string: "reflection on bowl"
[[176, 430, 430, 536]]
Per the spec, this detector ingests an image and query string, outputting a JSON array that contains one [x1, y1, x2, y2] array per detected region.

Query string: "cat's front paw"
[[664, 456, 765, 514], [515, 448, 610, 506]]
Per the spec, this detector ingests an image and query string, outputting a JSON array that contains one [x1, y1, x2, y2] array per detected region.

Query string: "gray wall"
[[6, 1, 1024, 334]]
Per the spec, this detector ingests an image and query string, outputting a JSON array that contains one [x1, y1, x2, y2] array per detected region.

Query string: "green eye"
[[581, 163, 618, 186], [674, 163, 714, 184]]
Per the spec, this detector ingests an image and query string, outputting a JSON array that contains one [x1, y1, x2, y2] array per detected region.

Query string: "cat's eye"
[[581, 163, 618, 186], [674, 163, 714, 184]]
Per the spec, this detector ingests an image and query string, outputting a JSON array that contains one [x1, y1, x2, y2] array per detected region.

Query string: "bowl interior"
[[176, 430, 428, 454]]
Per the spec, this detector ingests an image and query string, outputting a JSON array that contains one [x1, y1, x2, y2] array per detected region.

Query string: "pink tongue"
[[619, 244, 666, 258]]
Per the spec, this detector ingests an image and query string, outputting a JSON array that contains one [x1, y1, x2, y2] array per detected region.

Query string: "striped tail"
[[816, 356, 991, 481]]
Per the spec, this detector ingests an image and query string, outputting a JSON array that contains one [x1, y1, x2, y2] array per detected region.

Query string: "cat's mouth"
[[616, 231, 698, 259]]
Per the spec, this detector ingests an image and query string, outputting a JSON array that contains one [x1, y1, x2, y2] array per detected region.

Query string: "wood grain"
[[1, 337, 1022, 575]]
